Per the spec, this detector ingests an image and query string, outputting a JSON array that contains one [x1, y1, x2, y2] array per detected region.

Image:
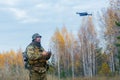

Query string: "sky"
[[0, 0, 109, 52]]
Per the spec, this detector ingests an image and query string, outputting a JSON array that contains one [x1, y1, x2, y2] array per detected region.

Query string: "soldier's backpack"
[[22, 51, 30, 69]]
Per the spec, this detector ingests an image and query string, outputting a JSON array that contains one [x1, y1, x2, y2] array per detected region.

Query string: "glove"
[[46, 51, 52, 60]]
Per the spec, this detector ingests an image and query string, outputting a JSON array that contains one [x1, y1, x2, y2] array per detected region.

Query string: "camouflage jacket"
[[26, 42, 48, 73], [26, 42, 47, 63]]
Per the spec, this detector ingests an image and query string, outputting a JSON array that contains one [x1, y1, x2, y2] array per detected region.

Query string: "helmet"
[[32, 33, 41, 40]]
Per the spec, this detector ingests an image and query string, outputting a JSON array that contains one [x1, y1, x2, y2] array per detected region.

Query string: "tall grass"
[[0, 68, 120, 80], [0, 69, 28, 80]]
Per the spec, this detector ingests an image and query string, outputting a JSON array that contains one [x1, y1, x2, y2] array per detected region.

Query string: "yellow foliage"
[[0, 49, 24, 69], [99, 62, 111, 75]]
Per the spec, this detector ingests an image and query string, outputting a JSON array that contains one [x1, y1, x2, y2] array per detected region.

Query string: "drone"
[[76, 12, 92, 16]]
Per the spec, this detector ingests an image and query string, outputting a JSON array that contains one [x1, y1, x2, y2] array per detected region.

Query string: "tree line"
[[50, 0, 120, 79], [0, 0, 120, 79]]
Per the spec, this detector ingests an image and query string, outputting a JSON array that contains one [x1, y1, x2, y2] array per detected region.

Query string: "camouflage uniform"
[[26, 43, 47, 80]]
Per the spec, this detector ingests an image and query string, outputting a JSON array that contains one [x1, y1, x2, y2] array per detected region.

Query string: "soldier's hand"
[[42, 51, 48, 56], [46, 51, 52, 60]]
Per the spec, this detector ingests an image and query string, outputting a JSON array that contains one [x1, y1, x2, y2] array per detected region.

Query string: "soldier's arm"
[[40, 46, 49, 59], [27, 46, 43, 60], [40, 47, 52, 60]]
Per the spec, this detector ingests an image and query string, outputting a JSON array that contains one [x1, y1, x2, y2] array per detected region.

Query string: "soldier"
[[26, 33, 51, 80]]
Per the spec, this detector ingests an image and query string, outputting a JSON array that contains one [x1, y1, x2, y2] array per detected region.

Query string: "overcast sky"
[[0, 0, 109, 52]]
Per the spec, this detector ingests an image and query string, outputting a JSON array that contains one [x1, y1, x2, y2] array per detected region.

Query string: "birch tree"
[[78, 17, 98, 76], [99, 0, 120, 73]]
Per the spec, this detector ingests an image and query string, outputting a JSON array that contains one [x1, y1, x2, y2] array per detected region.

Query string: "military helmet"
[[32, 33, 41, 40]]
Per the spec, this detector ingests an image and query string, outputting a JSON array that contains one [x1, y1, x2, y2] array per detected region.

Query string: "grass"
[[0, 69, 120, 80]]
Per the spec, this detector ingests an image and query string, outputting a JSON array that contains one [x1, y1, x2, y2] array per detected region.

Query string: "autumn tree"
[[50, 27, 78, 79], [0, 49, 27, 80], [78, 17, 98, 77], [99, 0, 120, 73]]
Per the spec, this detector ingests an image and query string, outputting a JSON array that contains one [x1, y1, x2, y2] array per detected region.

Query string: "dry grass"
[[74, 76, 120, 80], [0, 69, 120, 80], [47, 75, 120, 80], [0, 69, 29, 80]]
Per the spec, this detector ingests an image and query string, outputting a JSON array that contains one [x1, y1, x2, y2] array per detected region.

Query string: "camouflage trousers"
[[28, 63, 48, 80], [29, 71, 47, 80]]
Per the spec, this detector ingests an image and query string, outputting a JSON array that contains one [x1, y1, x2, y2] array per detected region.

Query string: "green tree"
[[115, 21, 120, 72]]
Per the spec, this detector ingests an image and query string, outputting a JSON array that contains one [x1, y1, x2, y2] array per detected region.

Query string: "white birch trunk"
[[92, 45, 96, 75], [71, 42, 74, 80], [57, 45, 60, 80]]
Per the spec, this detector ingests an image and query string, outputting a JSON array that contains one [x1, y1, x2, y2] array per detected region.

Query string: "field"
[[0, 69, 120, 80]]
